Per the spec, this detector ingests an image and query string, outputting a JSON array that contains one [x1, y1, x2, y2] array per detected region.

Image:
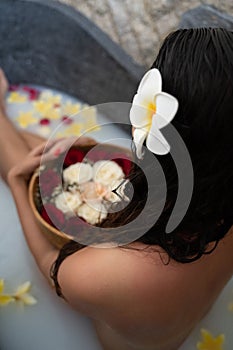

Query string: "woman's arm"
[[8, 165, 147, 329], [7, 166, 129, 321], [8, 170, 59, 283], [6, 136, 96, 283]]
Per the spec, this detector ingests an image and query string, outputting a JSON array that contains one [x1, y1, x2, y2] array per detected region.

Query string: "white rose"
[[55, 191, 82, 216], [80, 181, 109, 204], [77, 202, 107, 225], [93, 160, 124, 187], [63, 162, 93, 185]]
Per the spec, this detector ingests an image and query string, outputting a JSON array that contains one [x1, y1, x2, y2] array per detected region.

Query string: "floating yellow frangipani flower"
[[81, 106, 99, 132], [82, 103, 91, 111], [197, 329, 225, 350], [16, 111, 37, 128], [7, 92, 27, 103], [82, 121, 101, 133], [82, 105, 97, 117], [44, 108, 61, 120], [55, 131, 66, 138], [39, 91, 62, 105], [57, 123, 83, 138], [62, 101, 81, 116], [33, 100, 54, 116], [0, 279, 14, 306], [63, 123, 82, 136], [0, 279, 37, 307], [14, 281, 37, 306], [38, 126, 51, 137]]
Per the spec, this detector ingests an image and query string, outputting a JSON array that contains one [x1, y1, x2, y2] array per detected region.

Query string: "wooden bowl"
[[29, 172, 73, 249], [28, 144, 132, 249]]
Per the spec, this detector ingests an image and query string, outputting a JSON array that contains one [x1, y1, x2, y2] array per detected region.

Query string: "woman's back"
[[57, 227, 233, 350]]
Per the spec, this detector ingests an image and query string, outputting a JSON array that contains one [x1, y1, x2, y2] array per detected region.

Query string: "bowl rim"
[[29, 172, 74, 240]]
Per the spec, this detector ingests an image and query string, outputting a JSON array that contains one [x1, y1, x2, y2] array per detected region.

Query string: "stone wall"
[[58, 0, 233, 67]]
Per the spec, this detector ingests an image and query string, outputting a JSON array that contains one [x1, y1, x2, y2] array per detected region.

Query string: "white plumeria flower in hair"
[[130, 68, 179, 158]]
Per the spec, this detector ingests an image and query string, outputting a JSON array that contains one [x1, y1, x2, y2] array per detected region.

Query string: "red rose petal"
[[39, 169, 61, 197], [40, 118, 50, 126], [23, 86, 40, 100], [23, 86, 32, 93], [29, 90, 40, 100], [62, 116, 73, 125], [87, 150, 111, 162], [64, 148, 85, 167], [54, 148, 61, 157], [9, 85, 20, 91], [41, 203, 65, 228], [113, 157, 132, 176]]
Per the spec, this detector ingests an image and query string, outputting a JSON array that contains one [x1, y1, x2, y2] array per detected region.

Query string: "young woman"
[[2, 27, 233, 350]]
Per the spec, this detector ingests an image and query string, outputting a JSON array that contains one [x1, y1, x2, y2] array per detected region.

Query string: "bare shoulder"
[[56, 242, 168, 323], [56, 231, 233, 350], [57, 242, 158, 299], [57, 232, 233, 313]]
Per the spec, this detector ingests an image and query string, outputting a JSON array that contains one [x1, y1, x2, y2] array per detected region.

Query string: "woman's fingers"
[[42, 136, 97, 160], [11, 155, 42, 179], [29, 138, 73, 163], [29, 139, 62, 157], [29, 136, 97, 164], [25, 156, 43, 174], [74, 136, 97, 146], [40, 151, 60, 163], [47, 137, 77, 156]]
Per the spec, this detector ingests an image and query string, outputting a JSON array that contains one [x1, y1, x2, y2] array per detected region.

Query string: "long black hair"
[[51, 28, 233, 295], [144, 27, 233, 261]]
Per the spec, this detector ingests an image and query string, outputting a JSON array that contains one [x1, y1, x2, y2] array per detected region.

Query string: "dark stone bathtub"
[[180, 4, 233, 30], [0, 0, 144, 106]]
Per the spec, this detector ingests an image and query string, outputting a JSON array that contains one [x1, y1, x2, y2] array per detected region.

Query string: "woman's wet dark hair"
[[51, 28, 233, 295]]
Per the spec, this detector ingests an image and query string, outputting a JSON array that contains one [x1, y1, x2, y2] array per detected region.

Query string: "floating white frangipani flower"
[[130, 68, 179, 158], [0, 279, 37, 307], [0, 279, 14, 306], [14, 281, 37, 306]]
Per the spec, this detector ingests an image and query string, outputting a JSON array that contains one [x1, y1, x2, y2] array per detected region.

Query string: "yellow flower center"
[[146, 101, 156, 129]]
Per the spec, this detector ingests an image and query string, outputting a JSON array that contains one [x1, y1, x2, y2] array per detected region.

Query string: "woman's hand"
[[7, 140, 57, 183], [44, 136, 97, 158], [7, 136, 97, 184]]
